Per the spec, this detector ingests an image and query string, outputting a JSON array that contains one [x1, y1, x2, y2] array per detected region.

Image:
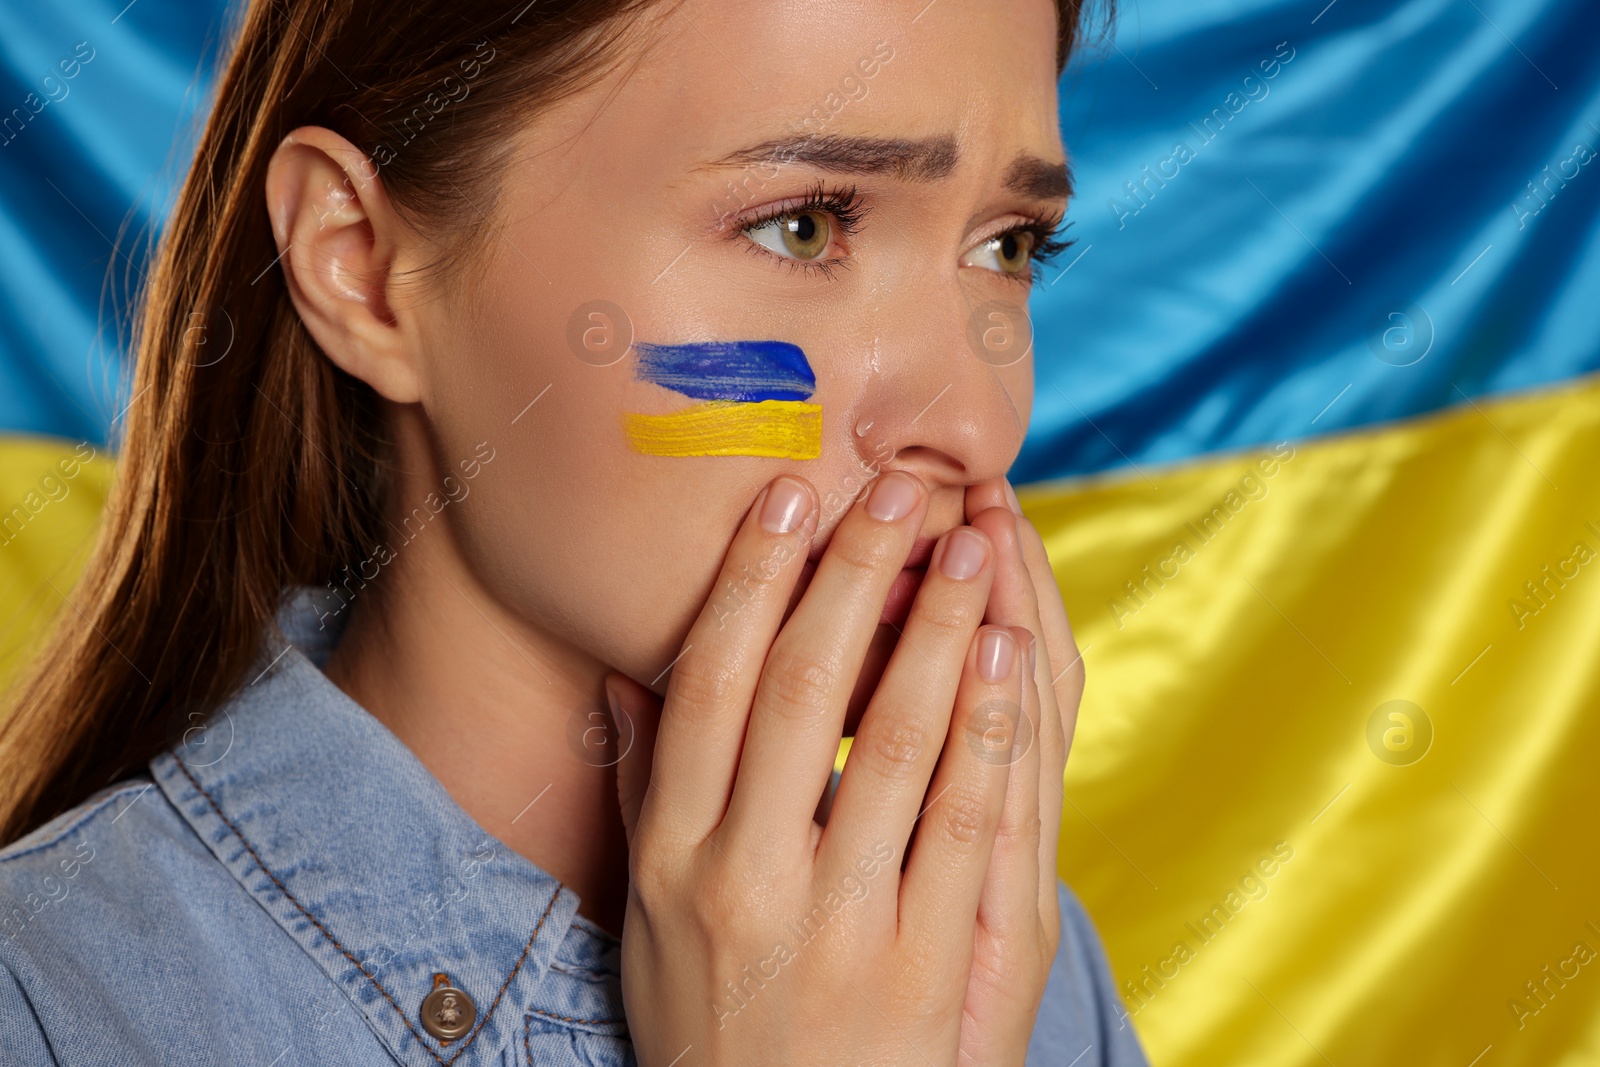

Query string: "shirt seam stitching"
[[169, 755, 564, 1067], [547, 960, 620, 981], [528, 1007, 627, 1026], [525, 1007, 630, 1056], [0, 782, 154, 866], [2, 960, 65, 1066]]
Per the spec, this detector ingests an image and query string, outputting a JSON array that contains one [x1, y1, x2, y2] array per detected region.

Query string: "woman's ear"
[[264, 126, 422, 404]]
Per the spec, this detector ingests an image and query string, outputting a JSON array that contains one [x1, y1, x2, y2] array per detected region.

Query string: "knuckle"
[[1040, 719, 1068, 768], [667, 658, 741, 717], [824, 527, 897, 580], [628, 838, 678, 904], [894, 938, 969, 1013], [691, 868, 747, 928], [897, 979, 949, 1022], [935, 785, 993, 848], [995, 807, 1043, 849], [856, 714, 929, 780], [760, 647, 838, 719], [897, 933, 938, 978], [909, 594, 978, 642], [961, 698, 1015, 753], [968, 945, 1026, 991], [887, 945, 945, 1009]]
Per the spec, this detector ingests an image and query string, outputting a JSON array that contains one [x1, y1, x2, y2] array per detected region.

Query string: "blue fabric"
[[0, 587, 1147, 1065], [1016, 0, 1600, 480], [0, 590, 613, 1066], [0, 0, 232, 446]]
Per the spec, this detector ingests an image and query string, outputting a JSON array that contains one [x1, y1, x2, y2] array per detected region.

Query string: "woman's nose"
[[846, 287, 1033, 489]]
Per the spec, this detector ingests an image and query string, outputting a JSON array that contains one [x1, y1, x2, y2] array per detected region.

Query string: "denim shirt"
[[0, 589, 1146, 1066]]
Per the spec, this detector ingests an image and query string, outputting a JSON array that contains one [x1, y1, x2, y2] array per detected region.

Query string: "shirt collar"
[[151, 586, 626, 1066]]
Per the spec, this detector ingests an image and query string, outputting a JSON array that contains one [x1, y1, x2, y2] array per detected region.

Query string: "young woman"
[[0, 0, 1144, 1063]]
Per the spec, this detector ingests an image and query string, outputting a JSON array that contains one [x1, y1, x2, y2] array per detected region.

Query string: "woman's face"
[[412, 0, 1068, 695]]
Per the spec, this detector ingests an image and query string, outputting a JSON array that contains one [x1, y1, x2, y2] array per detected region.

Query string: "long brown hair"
[[0, 0, 1107, 844]]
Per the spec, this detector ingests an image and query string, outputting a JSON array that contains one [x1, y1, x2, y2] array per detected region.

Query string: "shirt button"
[[420, 973, 477, 1042]]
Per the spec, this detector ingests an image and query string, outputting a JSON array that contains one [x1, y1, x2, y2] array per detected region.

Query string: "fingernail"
[[759, 476, 810, 533], [978, 628, 1015, 682], [938, 528, 988, 580], [865, 470, 921, 522], [1002, 478, 1022, 516]]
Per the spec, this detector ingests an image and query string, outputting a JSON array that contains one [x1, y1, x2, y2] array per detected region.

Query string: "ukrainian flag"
[[623, 339, 824, 459], [0, 1, 205, 692], [1010, 1, 1600, 1063], [5, 2, 1600, 1064]]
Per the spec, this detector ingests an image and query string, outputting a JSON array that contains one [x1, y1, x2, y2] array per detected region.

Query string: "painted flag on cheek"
[[622, 340, 823, 459]]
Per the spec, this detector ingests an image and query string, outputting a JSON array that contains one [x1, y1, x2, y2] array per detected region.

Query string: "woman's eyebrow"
[[704, 133, 958, 181], [700, 133, 1071, 202], [1004, 152, 1073, 202]]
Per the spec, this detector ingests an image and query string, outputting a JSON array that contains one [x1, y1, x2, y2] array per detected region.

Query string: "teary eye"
[[964, 230, 1038, 275], [736, 180, 867, 278], [746, 210, 833, 261], [961, 214, 1075, 288]]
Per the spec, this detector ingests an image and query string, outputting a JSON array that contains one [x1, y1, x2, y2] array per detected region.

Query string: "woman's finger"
[[974, 623, 1044, 941], [606, 671, 663, 851], [966, 488, 1072, 921], [898, 623, 1022, 972], [1013, 509, 1081, 910], [1008, 489, 1085, 752], [638, 475, 819, 844], [721, 470, 930, 853], [817, 524, 995, 890], [965, 478, 1083, 748], [957, 629, 1051, 1066]]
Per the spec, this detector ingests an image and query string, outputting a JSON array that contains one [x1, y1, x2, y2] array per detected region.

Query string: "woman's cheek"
[[1005, 359, 1036, 438]]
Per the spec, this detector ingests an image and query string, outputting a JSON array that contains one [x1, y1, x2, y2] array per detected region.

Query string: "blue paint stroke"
[[634, 340, 815, 402]]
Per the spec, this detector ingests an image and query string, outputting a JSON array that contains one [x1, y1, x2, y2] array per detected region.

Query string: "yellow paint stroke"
[[623, 399, 822, 458]]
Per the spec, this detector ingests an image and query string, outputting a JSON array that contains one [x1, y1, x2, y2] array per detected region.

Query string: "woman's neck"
[[321, 514, 632, 940]]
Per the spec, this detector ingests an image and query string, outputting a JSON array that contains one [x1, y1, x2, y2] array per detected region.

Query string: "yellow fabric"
[[0, 436, 114, 701], [1017, 372, 1600, 1066]]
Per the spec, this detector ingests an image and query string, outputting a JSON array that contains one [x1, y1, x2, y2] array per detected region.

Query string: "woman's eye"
[[745, 210, 833, 261], [964, 230, 1037, 275]]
